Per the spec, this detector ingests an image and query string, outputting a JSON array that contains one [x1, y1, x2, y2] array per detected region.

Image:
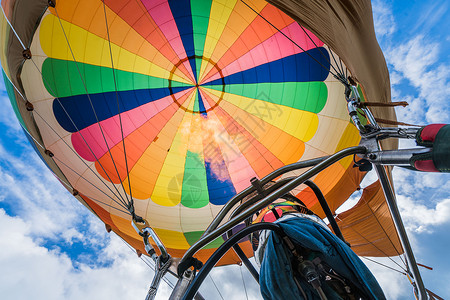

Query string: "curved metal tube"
[[182, 223, 285, 300], [178, 146, 367, 271], [303, 180, 346, 243], [203, 156, 328, 236]]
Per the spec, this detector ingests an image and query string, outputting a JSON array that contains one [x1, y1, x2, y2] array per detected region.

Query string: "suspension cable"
[[240, 0, 347, 85], [361, 256, 407, 275], [101, 0, 136, 214], [4, 65, 131, 209], [28, 58, 130, 207], [53, 6, 132, 206], [208, 274, 224, 300], [240, 264, 249, 300]]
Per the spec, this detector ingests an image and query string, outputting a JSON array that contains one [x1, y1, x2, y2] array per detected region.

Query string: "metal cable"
[[240, 0, 347, 84], [240, 264, 249, 300], [208, 274, 224, 300], [28, 57, 130, 207], [361, 256, 407, 275], [101, 0, 135, 208], [53, 6, 132, 206], [146, 256, 173, 300]]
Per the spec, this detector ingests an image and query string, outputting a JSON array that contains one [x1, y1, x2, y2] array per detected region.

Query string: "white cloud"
[[397, 196, 450, 233], [0, 92, 23, 134], [0, 141, 84, 239], [363, 257, 410, 300], [373, 1, 449, 125], [372, 0, 396, 38], [202, 264, 262, 300], [0, 209, 169, 300], [386, 35, 450, 123], [410, 1, 448, 35]]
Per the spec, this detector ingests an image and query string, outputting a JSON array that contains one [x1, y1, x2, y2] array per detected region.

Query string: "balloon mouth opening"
[[168, 55, 225, 114]]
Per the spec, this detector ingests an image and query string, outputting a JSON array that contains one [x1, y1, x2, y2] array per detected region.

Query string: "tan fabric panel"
[[2, 0, 96, 216], [335, 180, 403, 257], [268, 0, 397, 150]]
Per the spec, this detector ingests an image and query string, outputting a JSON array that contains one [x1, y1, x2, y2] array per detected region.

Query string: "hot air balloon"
[[1, 0, 448, 298]]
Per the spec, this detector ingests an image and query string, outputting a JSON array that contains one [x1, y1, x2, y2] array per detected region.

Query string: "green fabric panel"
[[191, 0, 211, 58], [433, 124, 450, 172], [193, 89, 200, 112], [195, 58, 202, 82], [41, 58, 189, 98], [205, 82, 327, 113], [184, 230, 224, 248], [2, 70, 26, 128], [181, 151, 210, 208]]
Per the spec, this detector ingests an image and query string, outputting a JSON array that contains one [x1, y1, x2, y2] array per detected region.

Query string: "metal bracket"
[[132, 220, 170, 263]]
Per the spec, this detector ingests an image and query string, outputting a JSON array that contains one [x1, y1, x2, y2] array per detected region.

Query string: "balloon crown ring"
[[168, 55, 225, 114]]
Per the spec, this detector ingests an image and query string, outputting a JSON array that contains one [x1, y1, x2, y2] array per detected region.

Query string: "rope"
[[359, 101, 409, 107], [374, 118, 422, 127], [427, 289, 444, 300], [417, 263, 433, 270]]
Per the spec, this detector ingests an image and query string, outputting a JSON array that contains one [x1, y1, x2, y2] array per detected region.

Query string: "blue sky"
[[0, 0, 449, 299]]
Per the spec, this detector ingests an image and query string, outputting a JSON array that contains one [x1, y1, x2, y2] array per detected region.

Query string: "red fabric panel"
[[414, 160, 439, 172], [420, 124, 446, 143]]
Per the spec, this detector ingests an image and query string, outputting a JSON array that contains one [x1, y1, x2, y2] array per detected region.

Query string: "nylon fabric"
[[260, 216, 386, 299]]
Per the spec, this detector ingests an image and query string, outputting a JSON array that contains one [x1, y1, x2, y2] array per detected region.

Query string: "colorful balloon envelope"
[[1, 0, 387, 264]]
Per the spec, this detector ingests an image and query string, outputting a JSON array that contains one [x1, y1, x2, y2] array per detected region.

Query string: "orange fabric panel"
[[80, 194, 250, 267], [335, 181, 403, 257]]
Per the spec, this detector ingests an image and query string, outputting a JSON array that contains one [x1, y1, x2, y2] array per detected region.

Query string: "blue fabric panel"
[[197, 90, 207, 116], [204, 48, 330, 86], [204, 161, 236, 205], [53, 86, 188, 132], [221, 223, 249, 243], [168, 0, 198, 80], [259, 217, 386, 300]]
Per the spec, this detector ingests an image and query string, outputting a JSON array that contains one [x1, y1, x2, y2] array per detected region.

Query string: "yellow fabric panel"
[[150, 93, 196, 206], [39, 14, 190, 84], [198, 0, 238, 79], [208, 88, 318, 142], [334, 122, 362, 168], [198, 0, 267, 82], [153, 227, 191, 250]]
